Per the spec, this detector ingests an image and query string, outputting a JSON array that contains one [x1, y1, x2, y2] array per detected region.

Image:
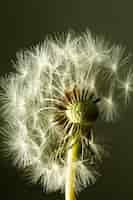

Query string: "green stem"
[[65, 139, 79, 200]]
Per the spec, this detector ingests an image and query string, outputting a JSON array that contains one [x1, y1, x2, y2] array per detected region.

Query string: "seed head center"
[[54, 86, 100, 130], [66, 103, 81, 124]]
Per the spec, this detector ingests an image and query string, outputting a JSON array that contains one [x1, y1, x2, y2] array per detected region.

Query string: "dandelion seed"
[[0, 30, 133, 200], [118, 69, 133, 104]]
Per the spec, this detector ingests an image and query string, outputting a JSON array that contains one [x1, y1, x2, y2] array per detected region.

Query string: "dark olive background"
[[0, 0, 133, 199]]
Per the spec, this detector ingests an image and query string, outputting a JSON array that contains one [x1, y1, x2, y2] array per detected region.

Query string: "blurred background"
[[0, 0, 133, 199]]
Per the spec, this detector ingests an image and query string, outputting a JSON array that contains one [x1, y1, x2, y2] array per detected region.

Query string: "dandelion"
[[0, 30, 133, 200]]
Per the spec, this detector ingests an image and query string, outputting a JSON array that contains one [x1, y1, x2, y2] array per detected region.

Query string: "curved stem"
[[65, 139, 79, 200]]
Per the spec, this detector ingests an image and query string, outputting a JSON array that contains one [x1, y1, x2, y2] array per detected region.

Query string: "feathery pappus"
[[0, 30, 133, 195]]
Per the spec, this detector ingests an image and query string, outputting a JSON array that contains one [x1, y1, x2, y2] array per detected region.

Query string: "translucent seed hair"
[[0, 30, 133, 197]]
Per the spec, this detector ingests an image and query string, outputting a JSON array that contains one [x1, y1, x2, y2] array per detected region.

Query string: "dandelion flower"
[[0, 30, 133, 200]]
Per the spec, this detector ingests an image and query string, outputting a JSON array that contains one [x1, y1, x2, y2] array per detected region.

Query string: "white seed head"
[[0, 30, 133, 193]]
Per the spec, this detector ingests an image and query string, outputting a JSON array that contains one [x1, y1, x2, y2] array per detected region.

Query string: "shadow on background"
[[0, 0, 133, 199]]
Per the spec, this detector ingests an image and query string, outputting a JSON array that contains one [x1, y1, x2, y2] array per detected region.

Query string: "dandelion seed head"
[[0, 30, 133, 193]]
